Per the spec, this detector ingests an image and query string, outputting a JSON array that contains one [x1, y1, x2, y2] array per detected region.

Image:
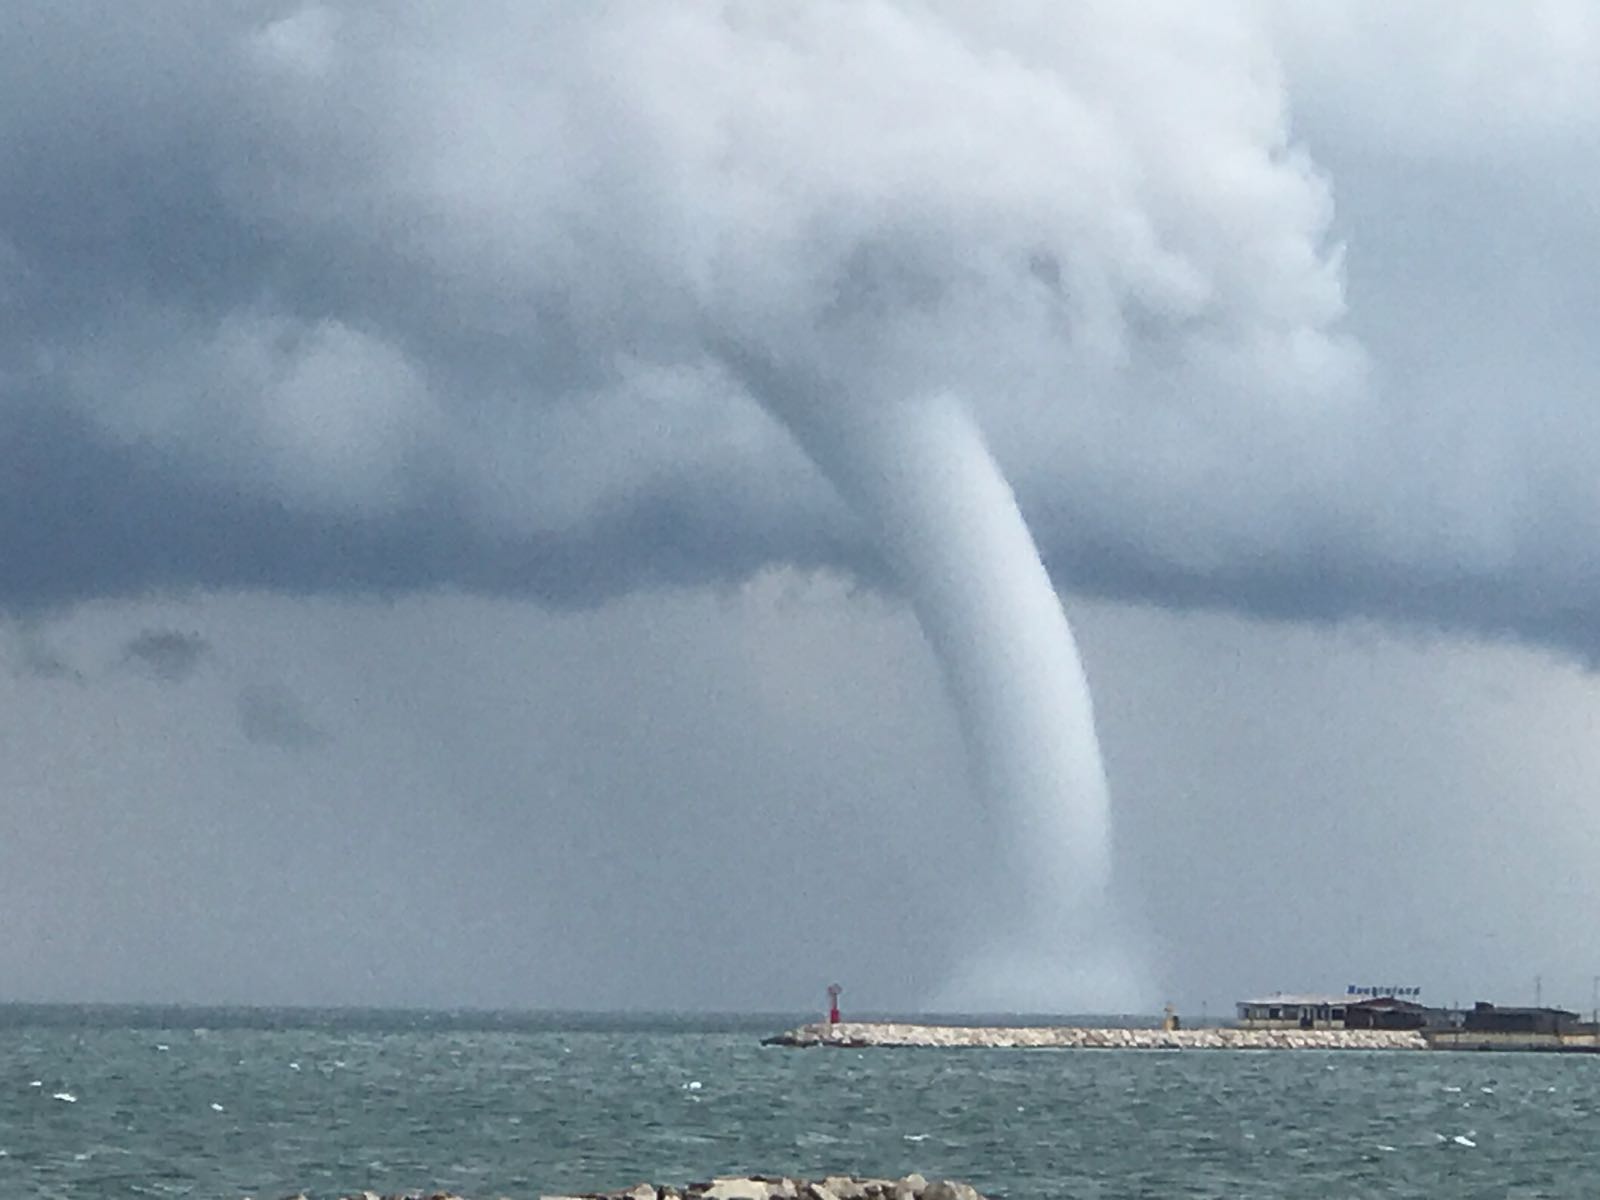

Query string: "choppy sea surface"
[[2, 1006, 1597, 1198]]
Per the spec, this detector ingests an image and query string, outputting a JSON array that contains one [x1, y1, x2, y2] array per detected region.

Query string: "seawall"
[[543, 1174, 985, 1200], [761, 1022, 1426, 1051], [1424, 1029, 1600, 1053]]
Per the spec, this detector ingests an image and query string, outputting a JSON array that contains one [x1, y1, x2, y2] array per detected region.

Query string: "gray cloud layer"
[[3, 2, 1599, 657]]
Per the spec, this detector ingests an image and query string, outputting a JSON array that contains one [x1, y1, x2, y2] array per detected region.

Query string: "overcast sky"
[[4, 1, 1600, 1015]]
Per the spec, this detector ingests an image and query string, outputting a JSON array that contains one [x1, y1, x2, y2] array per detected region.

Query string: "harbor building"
[[1237, 991, 1600, 1049], [1342, 996, 1453, 1030], [1462, 1002, 1584, 1035], [1236, 994, 1349, 1030], [1425, 1002, 1598, 1050]]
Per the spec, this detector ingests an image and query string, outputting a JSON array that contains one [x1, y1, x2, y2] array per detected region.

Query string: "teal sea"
[[2, 1006, 1596, 1198]]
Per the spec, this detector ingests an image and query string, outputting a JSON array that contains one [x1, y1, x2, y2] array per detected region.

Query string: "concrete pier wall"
[[1424, 1029, 1600, 1053]]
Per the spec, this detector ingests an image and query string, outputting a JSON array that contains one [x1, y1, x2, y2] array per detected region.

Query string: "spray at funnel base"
[[769, 391, 1147, 1012]]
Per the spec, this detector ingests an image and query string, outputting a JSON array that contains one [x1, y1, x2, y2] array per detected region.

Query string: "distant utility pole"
[[1591, 975, 1597, 1027], [1535, 975, 1543, 1008]]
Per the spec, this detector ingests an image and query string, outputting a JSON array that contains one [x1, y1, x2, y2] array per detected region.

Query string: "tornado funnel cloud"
[[769, 390, 1147, 1012]]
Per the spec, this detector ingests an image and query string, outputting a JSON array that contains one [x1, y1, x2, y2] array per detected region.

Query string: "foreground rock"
[[540, 1176, 985, 1200], [762, 1021, 1426, 1051]]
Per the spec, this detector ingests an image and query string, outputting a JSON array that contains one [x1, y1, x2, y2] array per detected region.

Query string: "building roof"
[[1238, 993, 1350, 1007], [1346, 996, 1427, 1011], [1471, 1004, 1580, 1019]]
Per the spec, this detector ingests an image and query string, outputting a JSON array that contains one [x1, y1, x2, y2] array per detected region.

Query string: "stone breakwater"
[[543, 1177, 985, 1200], [762, 1021, 1426, 1051], [261, 1175, 984, 1200]]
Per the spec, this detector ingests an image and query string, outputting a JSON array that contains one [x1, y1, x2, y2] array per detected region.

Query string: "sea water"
[[1, 1007, 1596, 1198]]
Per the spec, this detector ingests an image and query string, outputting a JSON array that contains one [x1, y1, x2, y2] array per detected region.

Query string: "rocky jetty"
[[542, 1176, 984, 1200], [261, 1176, 984, 1200], [762, 1021, 1426, 1051]]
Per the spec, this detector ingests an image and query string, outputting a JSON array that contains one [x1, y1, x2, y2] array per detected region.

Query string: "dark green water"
[[2, 1007, 1596, 1198]]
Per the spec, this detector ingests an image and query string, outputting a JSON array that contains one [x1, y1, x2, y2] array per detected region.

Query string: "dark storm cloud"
[[18, 646, 75, 680], [0, 399, 855, 614], [5, 631, 79, 682], [236, 682, 326, 748], [3, 2, 1599, 656], [120, 629, 211, 682]]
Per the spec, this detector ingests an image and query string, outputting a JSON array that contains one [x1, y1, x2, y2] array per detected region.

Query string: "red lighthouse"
[[827, 983, 842, 1025]]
